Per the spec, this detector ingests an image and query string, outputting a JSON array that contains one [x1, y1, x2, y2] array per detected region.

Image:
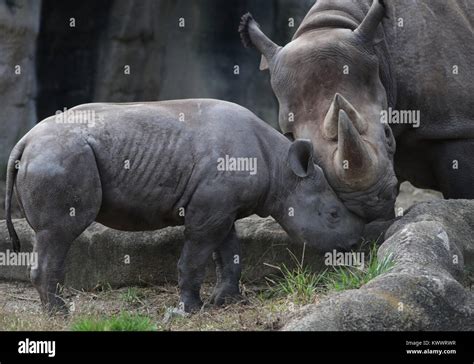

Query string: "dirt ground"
[[0, 281, 307, 331]]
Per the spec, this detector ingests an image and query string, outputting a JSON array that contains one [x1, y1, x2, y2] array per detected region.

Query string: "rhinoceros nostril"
[[337, 239, 360, 252]]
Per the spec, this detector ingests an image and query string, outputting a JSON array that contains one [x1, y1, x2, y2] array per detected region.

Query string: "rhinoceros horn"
[[323, 93, 367, 140], [335, 110, 375, 179], [354, 0, 386, 42]]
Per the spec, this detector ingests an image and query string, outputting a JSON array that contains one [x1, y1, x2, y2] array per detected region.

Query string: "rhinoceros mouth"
[[336, 172, 398, 220]]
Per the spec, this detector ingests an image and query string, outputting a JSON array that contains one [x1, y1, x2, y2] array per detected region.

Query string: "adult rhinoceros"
[[240, 0, 474, 221]]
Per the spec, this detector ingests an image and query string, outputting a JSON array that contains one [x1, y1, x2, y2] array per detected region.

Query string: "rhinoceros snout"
[[336, 238, 360, 252]]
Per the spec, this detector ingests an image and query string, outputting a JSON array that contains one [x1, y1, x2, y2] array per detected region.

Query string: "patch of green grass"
[[324, 243, 394, 291], [264, 243, 395, 301], [71, 312, 157, 331], [121, 287, 145, 305], [264, 245, 324, 304]]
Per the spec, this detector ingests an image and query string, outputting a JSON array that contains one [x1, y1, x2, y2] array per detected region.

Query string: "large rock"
[[283, 200, 474, 331], [395, 181, 443, 214], [0, 0, 41, 178], [0, 216, 326, 289]]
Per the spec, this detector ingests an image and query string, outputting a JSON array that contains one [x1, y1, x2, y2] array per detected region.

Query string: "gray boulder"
[[395, 181, 443, 214], [283, 200, 474, 331]]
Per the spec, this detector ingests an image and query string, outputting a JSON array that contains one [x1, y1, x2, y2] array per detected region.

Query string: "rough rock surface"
[[0, 0, 41, 178], [283, 200, 474, 331], [395, 181, 443, 214], [0, 216, 326, 289]]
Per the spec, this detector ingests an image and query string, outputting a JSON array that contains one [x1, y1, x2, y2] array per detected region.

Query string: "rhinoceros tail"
[[239, 12, 256, 49], [5, 140, 25, 253]]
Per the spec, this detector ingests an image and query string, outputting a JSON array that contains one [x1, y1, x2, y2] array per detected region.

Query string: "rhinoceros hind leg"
[[16, 141, 103, 313], [210, 226, 243, 306], [30, 229, 77, 314]]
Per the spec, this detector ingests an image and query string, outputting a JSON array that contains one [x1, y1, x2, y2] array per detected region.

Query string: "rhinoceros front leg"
[[210, 226, 243, 306], [177, 238, 220, 313], [177, 218, 234, 313]]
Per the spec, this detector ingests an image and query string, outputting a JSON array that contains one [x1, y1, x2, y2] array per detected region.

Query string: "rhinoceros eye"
[[384, 125, 395, 150], [327, 208, 340, 224], [384, 124, 392, 139]]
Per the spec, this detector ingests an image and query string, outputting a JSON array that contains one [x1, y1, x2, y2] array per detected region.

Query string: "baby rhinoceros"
[[5, 99, 364, 313]]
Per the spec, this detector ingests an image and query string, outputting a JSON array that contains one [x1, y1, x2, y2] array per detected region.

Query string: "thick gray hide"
[[282, 200, 474, 331]]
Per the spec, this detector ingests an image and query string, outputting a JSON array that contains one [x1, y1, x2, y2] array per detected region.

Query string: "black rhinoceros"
[[5, 99, 364, 312], [240, 0, 474, 221]]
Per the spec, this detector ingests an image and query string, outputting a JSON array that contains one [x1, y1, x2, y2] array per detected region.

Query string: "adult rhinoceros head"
[[240, 0, 398, 221]]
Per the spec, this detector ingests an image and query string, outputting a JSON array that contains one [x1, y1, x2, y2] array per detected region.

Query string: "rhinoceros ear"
[[239, 13, 280, 71], [288, 139, 316, 178], [354, 0, 386, 44]]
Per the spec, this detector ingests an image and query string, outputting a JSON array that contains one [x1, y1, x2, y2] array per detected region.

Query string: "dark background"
[[36, 0, 315, 124]]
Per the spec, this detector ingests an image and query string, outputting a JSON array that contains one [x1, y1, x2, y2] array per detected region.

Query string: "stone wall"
[[0, 0, 41, 178], [35, 0, 315, 126]]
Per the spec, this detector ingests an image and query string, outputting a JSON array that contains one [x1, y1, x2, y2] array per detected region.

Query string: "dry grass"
[[0, 281, 315, 331]]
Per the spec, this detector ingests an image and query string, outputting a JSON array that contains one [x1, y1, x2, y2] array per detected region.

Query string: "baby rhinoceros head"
[[278, 139, 365, 253]]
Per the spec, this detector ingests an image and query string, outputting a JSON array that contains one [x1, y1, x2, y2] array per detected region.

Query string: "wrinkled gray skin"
[[240, 0, 474, 221], [5, 99, 364, 313]]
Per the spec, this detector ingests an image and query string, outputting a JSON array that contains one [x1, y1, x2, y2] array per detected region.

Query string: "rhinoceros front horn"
[[323, 93, 367, 140], [335, 110, 375, 180], [354, 0, 385, 42]]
